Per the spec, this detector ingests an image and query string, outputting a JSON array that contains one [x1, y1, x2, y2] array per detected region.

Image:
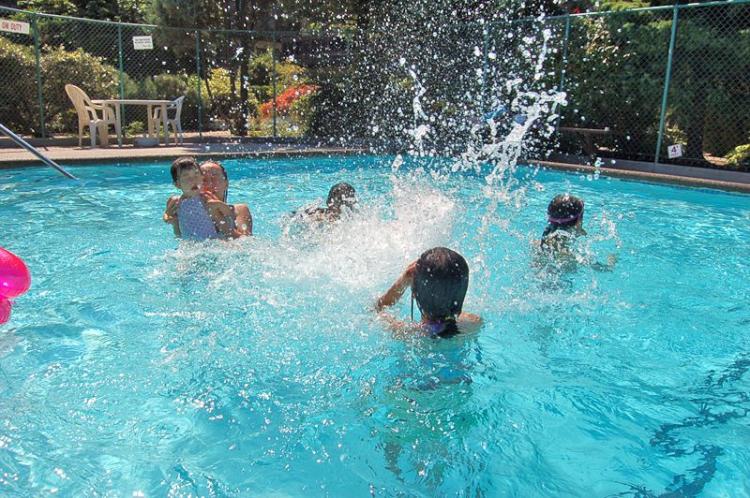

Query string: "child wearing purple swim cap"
[[540, 194, 586, 250], [537, 194, 616, 270]]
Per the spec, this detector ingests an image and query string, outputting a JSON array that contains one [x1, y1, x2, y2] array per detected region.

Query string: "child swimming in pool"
[[375, 247, 482, 337], [535, 193, 616, 271], [539, 194, 586, 253], [163, 157, 234, 240], [297, 182, 358, 223]]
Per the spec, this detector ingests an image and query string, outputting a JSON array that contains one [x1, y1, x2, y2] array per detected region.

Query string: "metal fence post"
[[554, 15, 571, 133], [655, 4, 680, 163], [271, 29, 278, 139], [116, 23, 126, 133], [31, 14, 46, 138], [117, 24, 124, 100], [559, 14, 571, 92], [195, 30, 203, 138]]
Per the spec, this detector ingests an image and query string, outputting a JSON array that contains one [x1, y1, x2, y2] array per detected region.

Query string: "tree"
[[17, 0, 77, 16], [148, 0, 280, 135]]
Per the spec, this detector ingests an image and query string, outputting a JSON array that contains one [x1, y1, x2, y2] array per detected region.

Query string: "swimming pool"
[[1, 155, 749, 496]]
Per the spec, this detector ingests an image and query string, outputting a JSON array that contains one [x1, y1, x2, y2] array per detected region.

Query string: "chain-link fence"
[[0, 1, 748, 169]]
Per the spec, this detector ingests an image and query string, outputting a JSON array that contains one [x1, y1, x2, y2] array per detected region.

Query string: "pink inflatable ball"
[[0, 298, 10, 324], [0, 247, 31, 299]]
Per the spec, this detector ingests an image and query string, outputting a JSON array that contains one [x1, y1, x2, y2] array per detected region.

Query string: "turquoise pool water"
[[1, 155, 749, 496]]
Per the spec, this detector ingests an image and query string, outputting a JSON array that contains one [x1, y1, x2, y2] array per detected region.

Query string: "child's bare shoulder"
[[458, 313, 483, 332]]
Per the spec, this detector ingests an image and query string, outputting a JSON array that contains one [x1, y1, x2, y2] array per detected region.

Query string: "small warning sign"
[[0, 19, 30, 35], [667, 144, 684, 159], [132, 35, 154, 50]]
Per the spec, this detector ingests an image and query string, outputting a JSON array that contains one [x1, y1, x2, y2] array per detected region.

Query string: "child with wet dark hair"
[[298, 182, 358, 223], [162, 156, 234, 240], [375, 247, 482, 337]]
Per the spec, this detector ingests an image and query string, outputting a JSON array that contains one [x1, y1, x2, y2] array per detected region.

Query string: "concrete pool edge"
[[532, 158, 750, 194], [2, 145, 749, 193], [0, 145, 370, 167]]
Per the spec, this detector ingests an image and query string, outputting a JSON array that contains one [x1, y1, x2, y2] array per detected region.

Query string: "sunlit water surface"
[[1, 155, 749, 497]]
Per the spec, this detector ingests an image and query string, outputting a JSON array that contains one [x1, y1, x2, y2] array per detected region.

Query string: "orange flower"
[[260, 84, 318, 118]]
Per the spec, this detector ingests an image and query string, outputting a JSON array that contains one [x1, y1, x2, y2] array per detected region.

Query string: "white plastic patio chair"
[[65, 84, 120, 147], [152, 96, 185, 144]]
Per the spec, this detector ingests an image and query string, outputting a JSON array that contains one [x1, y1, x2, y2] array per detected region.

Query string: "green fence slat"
[[31, 14, 45, 138], [655, 4, 680, 163], [196, 30, 203, 138], [117, 24, 124, 100], [271, 28, 277, 139]]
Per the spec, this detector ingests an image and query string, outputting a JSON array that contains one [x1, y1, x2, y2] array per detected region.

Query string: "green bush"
[[249, 49, 307, 89], [287, 91, 316, 136], [124, 120, 145, 137], [0, 38, 40, 135], [41, 47, 119, 133], [200, 68, 259, 133], [124, 72, 202, 129], [564, 12, 750, 160], [725, 143, 750, 170]]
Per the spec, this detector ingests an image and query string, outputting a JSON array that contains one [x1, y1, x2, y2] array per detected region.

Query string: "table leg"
[[98, 121, 109, 147], [147, 104, 155, 139], [160, 103, 169, 145], [115, 104, 122, 147]]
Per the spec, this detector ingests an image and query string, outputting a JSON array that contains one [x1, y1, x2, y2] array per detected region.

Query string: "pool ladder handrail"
[[0, 123, 78, 180]]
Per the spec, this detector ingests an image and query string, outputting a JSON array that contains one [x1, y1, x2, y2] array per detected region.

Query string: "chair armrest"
[[84, 105, 101, 121]]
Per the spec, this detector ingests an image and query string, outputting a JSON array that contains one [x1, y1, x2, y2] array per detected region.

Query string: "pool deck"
[[535, 154, 750, 193], [0, 140, 367, 165], [1, 137, 749, 193]]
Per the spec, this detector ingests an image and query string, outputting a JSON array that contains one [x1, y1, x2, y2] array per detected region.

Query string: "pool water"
[[1, 155, 749, 497]]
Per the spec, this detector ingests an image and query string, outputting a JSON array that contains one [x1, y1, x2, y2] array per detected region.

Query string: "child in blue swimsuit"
[[163, 157, 234, 240]]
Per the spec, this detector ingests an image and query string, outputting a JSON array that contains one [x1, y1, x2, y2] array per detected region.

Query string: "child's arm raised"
[[375, 261, 417, 311]]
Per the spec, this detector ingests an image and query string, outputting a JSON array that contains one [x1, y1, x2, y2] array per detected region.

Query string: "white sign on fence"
[[132, 35, 154, 50], [0, 19, 31, 35], [667, 144, 684, 159]]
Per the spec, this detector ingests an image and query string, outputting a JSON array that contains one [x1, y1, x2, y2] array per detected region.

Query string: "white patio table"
[[91, 99, 173, 146]]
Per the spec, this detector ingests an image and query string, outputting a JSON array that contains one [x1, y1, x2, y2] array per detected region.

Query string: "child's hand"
[[164, 197, 180, 225]]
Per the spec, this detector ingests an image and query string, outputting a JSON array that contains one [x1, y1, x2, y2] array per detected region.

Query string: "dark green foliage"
[[41, 46, 120, 132], [562, 14, 671, 159], [124, 72, 203, 129], [17, 0, 147, 22], [18, 0, 77, 16], [0, 37, 39, 134]]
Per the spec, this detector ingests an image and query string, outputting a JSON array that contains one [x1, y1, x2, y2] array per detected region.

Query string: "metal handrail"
[[0, 123, 77, 180]]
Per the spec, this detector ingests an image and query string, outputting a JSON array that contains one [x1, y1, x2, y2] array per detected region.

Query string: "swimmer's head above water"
[[200, 160, 229, 202], [547, 194, 584, 227], [170, 157, 202, 197], [375, 247, 481, 337], [326, 182, 357, 216], [543, 194, 585, 236], [412, 247, 469, 324]]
